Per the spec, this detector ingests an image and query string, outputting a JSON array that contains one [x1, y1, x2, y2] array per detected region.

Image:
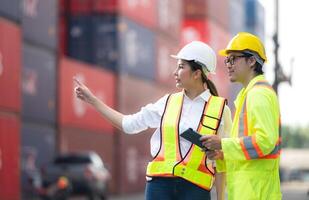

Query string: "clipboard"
[[180, 128, 205, 149]]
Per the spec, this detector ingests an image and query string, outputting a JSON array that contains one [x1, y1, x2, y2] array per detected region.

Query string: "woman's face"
[[173, 59, 195, 89]]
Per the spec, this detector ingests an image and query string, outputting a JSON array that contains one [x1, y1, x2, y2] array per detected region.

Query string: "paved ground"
[[109, 193, 144, 200]]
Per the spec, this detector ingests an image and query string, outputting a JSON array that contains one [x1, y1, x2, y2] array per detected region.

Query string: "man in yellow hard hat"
[[200, 32, 282, 200]]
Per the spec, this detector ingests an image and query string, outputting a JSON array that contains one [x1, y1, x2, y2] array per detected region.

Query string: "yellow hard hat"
[[219, 32, 267, 63]]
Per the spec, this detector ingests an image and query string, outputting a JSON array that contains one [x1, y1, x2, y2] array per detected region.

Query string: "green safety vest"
[[222, 75, 282, 200]]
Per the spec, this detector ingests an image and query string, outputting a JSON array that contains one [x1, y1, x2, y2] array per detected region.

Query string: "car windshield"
[[302, 170, 309, 182], [54, 155, 91, 164]]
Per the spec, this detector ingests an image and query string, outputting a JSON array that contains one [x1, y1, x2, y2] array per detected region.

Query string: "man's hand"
[[206, 150, 224, 160], [200, 135, 222, 150]]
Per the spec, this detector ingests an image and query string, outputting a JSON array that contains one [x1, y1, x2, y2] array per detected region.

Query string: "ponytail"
[[187, 60, 219, 96], [205, 78, 218, 96]]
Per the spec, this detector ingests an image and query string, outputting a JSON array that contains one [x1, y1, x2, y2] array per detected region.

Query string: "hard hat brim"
[[170, 54, 190, 60], [218, 49, 228, 57]]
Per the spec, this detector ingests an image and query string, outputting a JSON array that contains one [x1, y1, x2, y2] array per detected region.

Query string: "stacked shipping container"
[[182, 0, 231, 99], [62, 0, 182, 194], [58, 57, 117, 192], [20, 0, 58, 198], [0, 16, 21, 200]]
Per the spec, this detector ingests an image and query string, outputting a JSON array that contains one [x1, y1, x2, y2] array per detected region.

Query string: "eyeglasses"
[[224, 55, 251, 66]]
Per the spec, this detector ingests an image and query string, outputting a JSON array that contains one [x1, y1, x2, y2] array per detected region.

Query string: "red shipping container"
[[59, 57, 116, 133], [118, 74, 172, 113], [157, 0, 182, 40], [0, 112, 20, 200], [119, 0, 157, 29], [183, 0, 208, 19], [59, 0, 68, 14], [0, 18, 21, 112], [208, 20, 231, 99], [58, 127, 116, 193], [116, 75, 172, 193], [208, 0, 229, 30], [116, 129, 153, 194], [181, 19, 210, 46], [59, 15, 68, 56], [92, 0, 118, 13], [156, 34, 179, 88], [69, 0, 92, 15]]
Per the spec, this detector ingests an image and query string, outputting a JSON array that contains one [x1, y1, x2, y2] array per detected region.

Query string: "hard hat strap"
[[243, 50, 264, 66]]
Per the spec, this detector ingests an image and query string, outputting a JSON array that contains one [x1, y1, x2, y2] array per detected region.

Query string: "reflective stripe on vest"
[[146, 92, 226, 190], [238, 81, 282, 160]]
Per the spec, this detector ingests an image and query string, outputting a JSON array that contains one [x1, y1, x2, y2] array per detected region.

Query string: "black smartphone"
[[180, 128, 205, 149]]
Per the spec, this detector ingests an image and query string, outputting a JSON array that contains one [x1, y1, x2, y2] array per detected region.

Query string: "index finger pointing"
[[73, 77, 82, 86]]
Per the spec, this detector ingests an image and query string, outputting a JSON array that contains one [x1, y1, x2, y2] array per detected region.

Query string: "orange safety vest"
[[146, 92, 226, 190]]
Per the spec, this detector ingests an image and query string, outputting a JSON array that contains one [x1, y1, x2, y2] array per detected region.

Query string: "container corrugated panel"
[[116, 74, 173, 193], [22, 0, 58, 49], [229, 0, 245, 35], [183, 0, 207, 19], [118, 17, 156, 80], [59, 15, 68, 56], [156, 34, 179, 88], [245, 0, 265, 41], [0, 112, 20, 200], [0, 18, 21, 112], [245, 0, 256, 27], [157, 0, 182, 40], [116, 129, 152, 194], [68, 15, 93, 63], [93, 0, 118, 13], [20, 122, 55, 197], [208, 0, 229, 30], [69, 0, 92, 15], [0, 0, 21, 22], [59, 57, 116, 133], [255, 1, 265, 41], [119, 0, 157, 29], [91, 14, 119, 72], [181, 19, 210, 46], [208, 20, 230, 99], [59, 0, 69, 14], [118, 74, 173, 113], [58, 127, 116, 193], [22, 43, 56, 124]]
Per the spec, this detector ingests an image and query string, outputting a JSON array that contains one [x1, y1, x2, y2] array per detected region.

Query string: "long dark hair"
[[187, 60, 219, 96]]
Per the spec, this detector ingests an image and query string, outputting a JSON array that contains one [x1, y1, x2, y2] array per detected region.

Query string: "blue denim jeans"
[[145, 177, 211, 200]]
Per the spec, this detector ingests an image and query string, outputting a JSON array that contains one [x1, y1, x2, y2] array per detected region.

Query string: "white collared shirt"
[[122, 90, 232, 157]]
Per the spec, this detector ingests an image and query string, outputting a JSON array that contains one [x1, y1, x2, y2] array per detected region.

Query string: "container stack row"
[[0, 0, 265, 198]]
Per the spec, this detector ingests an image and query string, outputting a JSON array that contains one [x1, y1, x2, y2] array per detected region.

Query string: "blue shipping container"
[[22, 43, 56, 124], [91, 14, 119, 71], [68, 15, 93, 63], [245, 0, 265, 41], [21, 122, 55, 197], [0, 0, 21, 22], [229, 0, 245, 35], [245, 0, 256, 27], [118, 17, 156, 80], [22, 0, 58, 49]]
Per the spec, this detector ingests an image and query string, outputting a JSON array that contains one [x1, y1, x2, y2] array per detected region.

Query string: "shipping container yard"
[[1, 0, 284, 200]]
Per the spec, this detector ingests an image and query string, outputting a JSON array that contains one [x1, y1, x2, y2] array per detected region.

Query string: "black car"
[[40, 151, 110, 200]]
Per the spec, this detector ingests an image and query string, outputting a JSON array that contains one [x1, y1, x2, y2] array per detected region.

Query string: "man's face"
[[224, 52, 252, 83]]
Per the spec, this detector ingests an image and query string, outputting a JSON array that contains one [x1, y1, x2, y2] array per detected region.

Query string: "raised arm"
[[74, 77, 124, 131]]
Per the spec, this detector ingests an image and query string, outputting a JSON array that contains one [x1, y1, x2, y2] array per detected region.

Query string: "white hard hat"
[[171, 41, 216, 75]]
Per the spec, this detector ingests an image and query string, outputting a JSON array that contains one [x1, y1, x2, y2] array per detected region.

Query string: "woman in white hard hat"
[[74, 41, 232, 200]]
